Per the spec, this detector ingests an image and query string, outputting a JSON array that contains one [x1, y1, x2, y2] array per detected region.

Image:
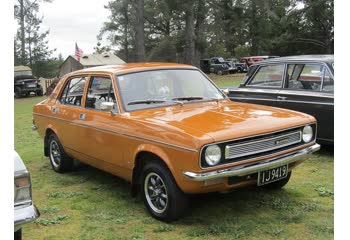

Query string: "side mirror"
[[221, 88, 229, 96], [100, 102, 115, 111]]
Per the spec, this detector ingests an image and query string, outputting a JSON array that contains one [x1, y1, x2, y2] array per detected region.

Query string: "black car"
[[14, 66, 43, 98], [200, 57, 230, 75], [228, 55, 334, 145]]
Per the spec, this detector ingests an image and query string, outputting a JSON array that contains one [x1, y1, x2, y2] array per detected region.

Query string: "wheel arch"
[[131, 144, 175, 197], [44, 126, 59, 157]]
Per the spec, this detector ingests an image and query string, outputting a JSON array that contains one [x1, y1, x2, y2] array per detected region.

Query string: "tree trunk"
[[123, 6, 129, 62], [20, 0, 26, 64], [135, 0, 145, 62], [195, 0, 205, 67], [184, 7, 195, 65]]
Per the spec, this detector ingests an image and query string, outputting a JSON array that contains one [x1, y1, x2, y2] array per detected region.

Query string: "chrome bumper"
[[183, 143, 320, 181], [14, 204, 40, 231]]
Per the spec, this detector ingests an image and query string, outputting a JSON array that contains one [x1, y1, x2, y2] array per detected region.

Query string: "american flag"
[[75, 43, 83, 61]]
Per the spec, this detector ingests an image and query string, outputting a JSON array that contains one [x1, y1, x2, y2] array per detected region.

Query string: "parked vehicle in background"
[[14, 66, 43, 98], [33, 63, 320, 221], [14, 151, 40, 240], [200, 57, 229, 75], [226, 58, 248, 73], [240, 56, 280, 67], [228, 55, 334, 145]]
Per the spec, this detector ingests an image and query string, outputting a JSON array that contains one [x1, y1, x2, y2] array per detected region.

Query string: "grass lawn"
[[207, 73, 245, 88], [15, 84, 333, 239]]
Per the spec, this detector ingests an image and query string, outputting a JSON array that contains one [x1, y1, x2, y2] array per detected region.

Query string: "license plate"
[[257, 165, 288, 186], [27, 84, 36, 88]]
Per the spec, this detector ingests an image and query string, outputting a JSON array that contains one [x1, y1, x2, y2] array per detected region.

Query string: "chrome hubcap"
[[144, 172, 168, 214], [50, 139, 61, 167]]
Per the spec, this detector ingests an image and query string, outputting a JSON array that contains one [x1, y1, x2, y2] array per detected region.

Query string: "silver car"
[[14, 151, 40, 240]]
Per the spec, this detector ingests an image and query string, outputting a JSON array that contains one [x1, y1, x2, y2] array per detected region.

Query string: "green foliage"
[[101, 0, 333, 65]]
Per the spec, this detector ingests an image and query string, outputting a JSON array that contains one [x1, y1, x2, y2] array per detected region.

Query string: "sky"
[[39, 0, 111, 59]]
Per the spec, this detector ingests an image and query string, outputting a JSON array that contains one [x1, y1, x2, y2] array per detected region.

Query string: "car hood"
[[129, 100, 315, 144]]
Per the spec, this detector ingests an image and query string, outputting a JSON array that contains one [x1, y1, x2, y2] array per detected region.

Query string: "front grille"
[[225, 131, 301, 159]]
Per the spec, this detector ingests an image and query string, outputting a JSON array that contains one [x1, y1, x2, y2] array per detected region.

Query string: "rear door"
[[52, 75, 88, 153], [229, 64, 285, 108], [276, 63, 334, 142]]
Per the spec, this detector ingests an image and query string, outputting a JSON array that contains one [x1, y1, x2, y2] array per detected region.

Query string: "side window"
[[59, 76, 86, 106], [247, 64, 284, 87], [286, 64, 323, 91], [85, 76, 116, 111], [322, 69, 334, 92]]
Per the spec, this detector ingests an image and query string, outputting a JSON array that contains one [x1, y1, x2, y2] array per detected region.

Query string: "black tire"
[[261, 172, 292, 190], [15, 87, 22, 98], [209, 67, 215, 73], [14, 229, 22, 240], [37, 90, 43, 96], [141, 162, 189, 222], [47, 133, 74, 173], [216, 69, 223, 75]]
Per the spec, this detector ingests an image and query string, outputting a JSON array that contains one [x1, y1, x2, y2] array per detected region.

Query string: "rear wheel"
[[48, 133, 74, 173], [261, 172, 292, 189], [141, 162, 188, 222], [37, 89, 43, 96]]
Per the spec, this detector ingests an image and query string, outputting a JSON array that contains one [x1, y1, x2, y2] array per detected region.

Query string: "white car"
[[14, 151, 39, 240]]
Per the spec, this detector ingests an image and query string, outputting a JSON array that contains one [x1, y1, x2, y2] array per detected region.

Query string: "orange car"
[[32, 63, 320, 221]]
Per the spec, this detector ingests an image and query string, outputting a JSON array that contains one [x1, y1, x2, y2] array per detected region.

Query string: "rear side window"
[[286, 64, 324, 91], [59, 76, 87, 106], [247, 64, 284, 88]]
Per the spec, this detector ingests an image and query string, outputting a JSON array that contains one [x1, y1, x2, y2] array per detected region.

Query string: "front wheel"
[[141, 162, 188, 222]]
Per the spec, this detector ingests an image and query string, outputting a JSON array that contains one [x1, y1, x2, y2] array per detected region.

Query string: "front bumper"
[[14, 204, 40, 231], [183, 143, 320, 181]]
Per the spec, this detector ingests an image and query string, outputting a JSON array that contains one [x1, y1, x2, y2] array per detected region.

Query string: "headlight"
[[14, 174, 32, 205], [302, 125, 313, 143], [205, 145, 222, 166]]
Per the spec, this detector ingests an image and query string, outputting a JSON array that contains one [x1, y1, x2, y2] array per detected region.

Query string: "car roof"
[[71, 63, 196, 76], [255, 55, 334, 65]]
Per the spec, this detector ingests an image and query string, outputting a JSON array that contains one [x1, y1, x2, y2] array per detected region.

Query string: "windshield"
[[14, 70, 33, 77], [116, 69, 226, 111]]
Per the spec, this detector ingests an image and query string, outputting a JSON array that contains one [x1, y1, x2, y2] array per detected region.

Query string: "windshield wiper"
[[171, 96, 204, 101], [127, 99, 167, 105], [127, 99, 185, 106]]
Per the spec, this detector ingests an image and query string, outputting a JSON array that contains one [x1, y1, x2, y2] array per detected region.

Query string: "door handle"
[[79, 113, 86, 120], [277, 96, 287, 100], [52, 107, 58, 114]]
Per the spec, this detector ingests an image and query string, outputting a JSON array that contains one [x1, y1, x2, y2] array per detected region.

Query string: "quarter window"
[[248, 65, 284, 88], [322, 69, 334, 92], [59, 76, 87, 106], [85, 76, 117, 111]]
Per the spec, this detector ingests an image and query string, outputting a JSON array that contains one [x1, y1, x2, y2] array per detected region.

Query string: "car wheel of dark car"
[[36, 90, 43, 96], [216, 69, 223, 75], [48, 133, 74, 173], [261, 171, 292, 190], [209, 67, 215, 73], [141, 162, 188, 222], [15, 87, 22, 98], [14, 229, 21, 240]]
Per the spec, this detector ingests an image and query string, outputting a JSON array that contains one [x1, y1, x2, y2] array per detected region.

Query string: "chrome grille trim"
[[225, 131, 302, 159]]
